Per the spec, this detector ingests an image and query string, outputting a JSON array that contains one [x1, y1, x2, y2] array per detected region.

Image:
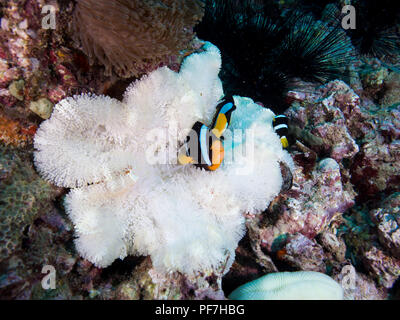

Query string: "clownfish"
[[210, 95, 236, 139], [178, 96, 236, 171], [273, 114, 289, 148]]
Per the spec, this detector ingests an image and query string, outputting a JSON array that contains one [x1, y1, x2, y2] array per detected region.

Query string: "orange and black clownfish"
[[210, 95, 236, 139], [273, 114, 289, 148], [178, 96, 236, 171]]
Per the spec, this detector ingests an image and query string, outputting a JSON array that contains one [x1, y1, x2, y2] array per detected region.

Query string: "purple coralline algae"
[[246, 156, 355, 252], [276, 233, 327, 273], [333, 265, 387, 300], [226, 74, 400, 299], [370, 193, 400, 259]]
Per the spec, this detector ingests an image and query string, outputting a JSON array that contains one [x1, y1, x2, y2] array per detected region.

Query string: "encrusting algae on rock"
[[0, 114, 35, 147], [0, 145, 59, 261]]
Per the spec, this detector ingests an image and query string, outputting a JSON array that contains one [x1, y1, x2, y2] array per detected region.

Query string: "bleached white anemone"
[[34, 42, 292, 275]]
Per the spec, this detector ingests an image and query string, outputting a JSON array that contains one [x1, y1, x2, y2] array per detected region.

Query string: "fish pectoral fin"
[[212, 114, 227, 138], [210, 140, 224, 165], [178, 154, 195, 165], [281, 136, 289, 148], [211, 128, 223, 139]]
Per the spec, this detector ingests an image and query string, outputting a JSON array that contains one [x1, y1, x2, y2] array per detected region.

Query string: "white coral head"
[[228, 271, 344, 300]]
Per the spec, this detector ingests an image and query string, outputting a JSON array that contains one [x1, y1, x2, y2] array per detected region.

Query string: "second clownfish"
[[272, 114, 289, 148], [178, 96, 236, 171]]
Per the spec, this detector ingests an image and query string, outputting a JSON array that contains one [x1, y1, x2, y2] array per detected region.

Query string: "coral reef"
[[0, 0, 100, 141], [341, 197, 400, 291], [286, 80, 361, 162], [277, 233, 327, 273], [1, 197, 232, 299], [246, 155, 355, 256], [318, 230, 346, 263], [224, 72, 400, 300], [0, 114, 35, 146], [0, 0, 200, 139], [370, 193, 400, 259], [286, 79, 400, 201], [349, 108, 400, 201], [381, 72, 400, 107], [72, 0, 205, 77], [0, 206, 77, 299], [333, 265, 387, 300], [115, 257, 226, 300], [1, 0, 400, 301], [363, 246, 400, 289], [0, 145, 59, 261]]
